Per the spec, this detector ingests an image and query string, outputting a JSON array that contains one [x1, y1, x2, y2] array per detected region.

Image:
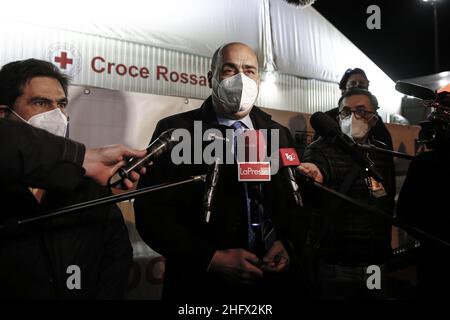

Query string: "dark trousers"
[[318, 261, 387, 300]]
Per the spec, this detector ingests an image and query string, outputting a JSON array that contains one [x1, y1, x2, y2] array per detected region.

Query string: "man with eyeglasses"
[[302, 88, 396, 299], [313, 68, 393, 151]]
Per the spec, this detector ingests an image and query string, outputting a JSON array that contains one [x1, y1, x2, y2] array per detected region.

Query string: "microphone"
[[283, 0, 316, 7], [236, 129, 267, 163], [310, 112, 384, 182], [203, 158, 221, 223], [395, 81, 435, 100], [108, 128, 178, 187], [279, 148, 303, 207]]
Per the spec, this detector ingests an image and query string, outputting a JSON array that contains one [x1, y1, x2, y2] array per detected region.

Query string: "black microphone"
[[203, 158, 221, 223], [109, 128, 178, 187], [395, 81, 435, 100], [279, 148, 303, 207], [310, 112, 384, 182], [283, 0, 316, 7]]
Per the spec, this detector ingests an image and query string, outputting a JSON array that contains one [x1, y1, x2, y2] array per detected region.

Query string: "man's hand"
[[297, 162, 324, 183], [208, 249, 263, 285], [261, 240, 290, 273], [83, 144, 147, 188]]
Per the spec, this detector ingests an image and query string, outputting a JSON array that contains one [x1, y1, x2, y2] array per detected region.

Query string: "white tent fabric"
[[2, 0, 263, 61], [1, 0, 402, 116]]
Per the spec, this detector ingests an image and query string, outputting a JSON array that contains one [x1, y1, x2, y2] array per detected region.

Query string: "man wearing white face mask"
[[301, 88, 396, 299], [135, 43, 307, 300], [0, 59, 134, 299]]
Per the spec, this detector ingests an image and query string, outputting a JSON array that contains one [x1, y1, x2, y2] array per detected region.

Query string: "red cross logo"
[[54, 52, 73, 69]]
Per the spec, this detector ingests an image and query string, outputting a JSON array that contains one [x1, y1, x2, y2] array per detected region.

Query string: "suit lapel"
[[198, 96, 274, 130], [197, 96, 220, 125], [249, 107, 274, 130]]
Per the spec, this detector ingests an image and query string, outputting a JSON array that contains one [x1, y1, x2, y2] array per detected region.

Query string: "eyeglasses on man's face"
[[346, 80, 369, 90], [339, 107, 377, 121]]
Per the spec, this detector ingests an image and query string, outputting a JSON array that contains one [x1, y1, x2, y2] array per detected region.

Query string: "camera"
[[395, 81, 450, 149]]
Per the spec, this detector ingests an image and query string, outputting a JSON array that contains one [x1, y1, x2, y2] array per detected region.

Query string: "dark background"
[[313, 0, 450, 81]]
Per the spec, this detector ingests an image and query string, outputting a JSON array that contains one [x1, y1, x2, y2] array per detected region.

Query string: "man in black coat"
[[0, 59, 140, 299], [134, 42, 308, 300], [0, 118, 146, 189], [302, 89, 396, 299], [397, 108, 450, 299]]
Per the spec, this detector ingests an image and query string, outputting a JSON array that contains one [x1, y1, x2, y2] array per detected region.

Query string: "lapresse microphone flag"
[[237, 130, 271, 182]]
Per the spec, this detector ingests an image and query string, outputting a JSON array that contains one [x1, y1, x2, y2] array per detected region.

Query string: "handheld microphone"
[[310, 112, 384, 182], [279, 148, 303, 207], [203, 159, 221, 223], [108, 128, 178, 187]]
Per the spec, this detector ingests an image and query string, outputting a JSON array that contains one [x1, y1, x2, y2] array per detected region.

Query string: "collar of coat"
[[196, 96, 276, 130]]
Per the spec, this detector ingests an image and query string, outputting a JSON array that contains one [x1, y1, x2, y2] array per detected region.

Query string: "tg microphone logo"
[[279, 148, 301, 167], [284, 152, 296, 162]]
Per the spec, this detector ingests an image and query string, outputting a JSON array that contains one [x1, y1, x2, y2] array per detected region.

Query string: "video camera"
[[395, 81, 450, 148]]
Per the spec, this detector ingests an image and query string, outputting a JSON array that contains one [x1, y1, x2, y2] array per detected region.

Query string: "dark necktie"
[[230, 121, 276, 256], [230, 121, 257, 251]]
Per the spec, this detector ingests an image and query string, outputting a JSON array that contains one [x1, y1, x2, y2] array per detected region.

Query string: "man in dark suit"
[[134, 42, 307, 300]]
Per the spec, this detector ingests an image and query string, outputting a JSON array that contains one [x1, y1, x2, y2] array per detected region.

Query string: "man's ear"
[[369, 113, 379, 128], [0, 105, 13, 119], [207, 71, 213, 89]]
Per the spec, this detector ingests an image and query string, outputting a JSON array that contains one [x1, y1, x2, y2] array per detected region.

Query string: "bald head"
[[208, 42, 260, 120], [209, 42, 259, 85]]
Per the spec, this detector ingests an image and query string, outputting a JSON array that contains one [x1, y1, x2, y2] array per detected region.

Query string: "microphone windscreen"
[[284, 0, 316, 7], [310, 112, 339, 138], [395, 81, 435, 100], [242, 130, 267, 162]]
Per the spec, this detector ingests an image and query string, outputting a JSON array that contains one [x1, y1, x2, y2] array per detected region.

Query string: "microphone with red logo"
[[237, 130, 271, 182], [279, 148, 303, 207]]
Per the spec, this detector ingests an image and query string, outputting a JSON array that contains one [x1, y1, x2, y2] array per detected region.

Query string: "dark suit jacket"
[[0, 179, 132, 299], [134, 96, 309, 300], [0, 119, 132, 299], [0, 118, 85, 190]]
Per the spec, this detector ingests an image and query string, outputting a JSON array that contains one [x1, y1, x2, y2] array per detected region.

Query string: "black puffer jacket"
[[302, 136, 395, 265]]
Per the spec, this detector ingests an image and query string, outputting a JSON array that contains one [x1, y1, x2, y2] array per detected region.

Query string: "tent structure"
[[1, 0, 402, 119]]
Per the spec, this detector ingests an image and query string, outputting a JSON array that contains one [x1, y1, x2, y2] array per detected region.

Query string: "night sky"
[[313, 0, 450, 81]]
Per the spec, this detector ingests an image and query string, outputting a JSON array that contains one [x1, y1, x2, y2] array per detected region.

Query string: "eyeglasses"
[[339, 107, 378, 121], [346, 80, 369, 89]]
